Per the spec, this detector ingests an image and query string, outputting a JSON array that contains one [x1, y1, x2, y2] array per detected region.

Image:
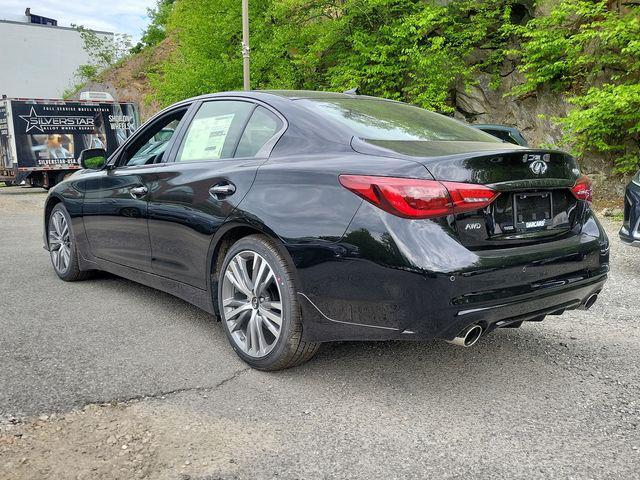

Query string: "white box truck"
[[0, 94, 139, 188]]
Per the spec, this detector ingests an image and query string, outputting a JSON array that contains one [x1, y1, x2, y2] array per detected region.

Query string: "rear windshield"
[[298, 98, 500, 143]]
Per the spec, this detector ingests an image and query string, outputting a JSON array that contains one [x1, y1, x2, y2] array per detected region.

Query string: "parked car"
[[43, 91, 609, 370], [620, 169, 640, 246], [472, 124, 529, 147]]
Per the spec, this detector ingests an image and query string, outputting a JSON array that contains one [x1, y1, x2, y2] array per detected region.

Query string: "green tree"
[[73, 25, 132, 82], [151, 0, 639, 173], [153, 0, 258, 105], [510, 0, 640, 172], [153, 0, 518, 110], [132, 0, 176, 53]]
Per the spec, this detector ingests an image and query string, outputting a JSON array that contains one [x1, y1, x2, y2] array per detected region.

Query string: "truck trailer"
[[0, 96, 139, 188]]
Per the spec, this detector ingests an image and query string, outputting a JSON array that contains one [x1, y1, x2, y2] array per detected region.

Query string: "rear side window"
[[299, 98, 500, 143], [235, 107, 283, 158], [176, 101, 253, 162]]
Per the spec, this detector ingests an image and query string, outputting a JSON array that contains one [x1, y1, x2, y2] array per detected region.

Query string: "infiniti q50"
[[43, 91, 609, 370]]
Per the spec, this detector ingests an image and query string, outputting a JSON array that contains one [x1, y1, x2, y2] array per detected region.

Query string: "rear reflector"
[[571, 175, 593, 203], [338, 175, 499, 219]]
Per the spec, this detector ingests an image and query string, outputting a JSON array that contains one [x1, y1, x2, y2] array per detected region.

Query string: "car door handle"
[[129, 186, 148, 199], [209, 182, 236, 198]]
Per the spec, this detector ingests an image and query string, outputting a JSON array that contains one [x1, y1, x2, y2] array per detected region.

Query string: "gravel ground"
[[0, 185, 639, 480]]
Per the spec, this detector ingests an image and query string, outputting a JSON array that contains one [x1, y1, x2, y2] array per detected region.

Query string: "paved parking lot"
[[1, 185, 639, 479]]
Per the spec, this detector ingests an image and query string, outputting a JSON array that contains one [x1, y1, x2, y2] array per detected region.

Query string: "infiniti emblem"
[[530, 159, 548, 175], [523, 153, 550, 176]]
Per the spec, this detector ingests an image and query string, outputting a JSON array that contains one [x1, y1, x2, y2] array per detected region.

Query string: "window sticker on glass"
[[180, 114, 235, 161]]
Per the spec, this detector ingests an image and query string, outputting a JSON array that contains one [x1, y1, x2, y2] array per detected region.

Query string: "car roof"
[[168, 90, 392, 138], [259, 90, 390, 101], [184, 90, 393, 104]]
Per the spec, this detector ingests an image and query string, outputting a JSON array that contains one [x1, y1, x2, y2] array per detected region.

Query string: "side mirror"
[[79, 148, 107, 170]]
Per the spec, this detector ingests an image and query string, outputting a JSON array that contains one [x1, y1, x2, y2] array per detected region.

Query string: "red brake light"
[[571, 175, 593, 203], [338, 175, 499, 219], [442, 181, 500, 213]]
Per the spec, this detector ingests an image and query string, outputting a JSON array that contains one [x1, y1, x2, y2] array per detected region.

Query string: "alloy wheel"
[[49, 211, 71, 274], [221, 250, 283, 358]]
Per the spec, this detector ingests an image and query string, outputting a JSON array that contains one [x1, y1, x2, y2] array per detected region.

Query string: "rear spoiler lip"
[[487, 178, 575, 192], [351, 136, 570, 160]]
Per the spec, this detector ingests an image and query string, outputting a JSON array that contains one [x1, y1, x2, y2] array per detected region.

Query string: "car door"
[[82, 105, 193, 271], [147, 99, 286, 289]]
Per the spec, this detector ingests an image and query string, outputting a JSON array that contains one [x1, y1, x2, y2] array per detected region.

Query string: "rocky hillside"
[[75, 39, 173, 121], [453, 72, 631, 203]]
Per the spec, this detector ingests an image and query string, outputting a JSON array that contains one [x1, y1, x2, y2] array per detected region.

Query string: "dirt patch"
[[0, 187, 47, 214], [0, 400, 275, 480]]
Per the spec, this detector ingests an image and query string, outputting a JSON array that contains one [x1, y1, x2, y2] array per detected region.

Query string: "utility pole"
[[242, 0, 250, 91]]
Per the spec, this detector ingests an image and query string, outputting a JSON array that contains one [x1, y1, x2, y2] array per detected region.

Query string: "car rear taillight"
[[571, 175, 593, 203], [338, 175, 499, 219]]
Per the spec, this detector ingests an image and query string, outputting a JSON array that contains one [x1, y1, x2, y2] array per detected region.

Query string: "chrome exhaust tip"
[[581, 293, 599, 310], [447, 324, 483, 348]]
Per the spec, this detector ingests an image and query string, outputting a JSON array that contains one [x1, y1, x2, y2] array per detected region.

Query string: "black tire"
[[47, 203, 91, 282], [218, 234, 320, 370], [3, 180, 14, 187]]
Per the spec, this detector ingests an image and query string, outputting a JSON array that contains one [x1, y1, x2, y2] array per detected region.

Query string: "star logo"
[[19, 107, 95, 133], [20, 107, 45, 133]]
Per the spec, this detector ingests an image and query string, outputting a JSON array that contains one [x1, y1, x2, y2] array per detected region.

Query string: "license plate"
[[513, 192, 552, 231]]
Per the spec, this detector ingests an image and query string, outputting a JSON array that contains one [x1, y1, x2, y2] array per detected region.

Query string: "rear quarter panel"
[[237, 153, 431, 244], [235, 153, 432, 312]]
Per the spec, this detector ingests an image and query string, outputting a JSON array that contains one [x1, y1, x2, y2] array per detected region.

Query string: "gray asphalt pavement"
[[1, 185, 639, 479]]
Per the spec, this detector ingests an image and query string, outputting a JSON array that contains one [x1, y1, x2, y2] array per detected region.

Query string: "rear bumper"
[[295, 203, 609, 342], [620, 179, 640, 246], [445, 274, 605, 335], [299, 273, 606, 342]]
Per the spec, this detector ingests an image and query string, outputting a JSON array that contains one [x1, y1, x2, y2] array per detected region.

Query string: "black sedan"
[[620, 169, 640, 246], [43, 90, 609, 370]]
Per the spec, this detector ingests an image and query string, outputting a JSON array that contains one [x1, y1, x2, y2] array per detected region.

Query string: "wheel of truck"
[[47, 203, 90, 282], [3, 180, 14, 187], [218, 234, 320, 370]]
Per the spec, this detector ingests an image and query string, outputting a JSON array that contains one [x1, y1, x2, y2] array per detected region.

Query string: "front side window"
[[299, 98, 501, 143], [176, 101, 254, 162], [124, 112, 185, 167]]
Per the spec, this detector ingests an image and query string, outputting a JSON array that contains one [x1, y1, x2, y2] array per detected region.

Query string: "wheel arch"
[[43, 194, 64, 247], [206, 219, 299, 319]]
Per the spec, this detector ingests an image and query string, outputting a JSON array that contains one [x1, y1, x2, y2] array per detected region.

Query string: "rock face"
[[454, 70, 569, 154], [451, 0, 572, 154], [453, 68, 630, 199]]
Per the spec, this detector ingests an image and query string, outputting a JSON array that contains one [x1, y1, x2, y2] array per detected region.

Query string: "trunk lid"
[[352, 138, 587, 249]]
